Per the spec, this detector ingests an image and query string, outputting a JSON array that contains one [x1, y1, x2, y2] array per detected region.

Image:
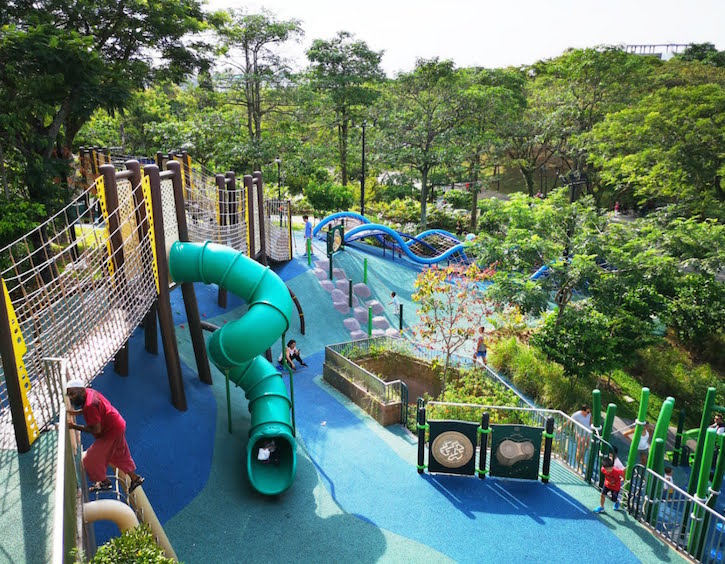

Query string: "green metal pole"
[[307, 238, 311, 266], [700, 435, 725, 561], [625, 387, 650, 485], [367, 306, 373, 337], [688, 428, 717, 557], [645, 438, 666, 524], [648, 398, 675, 471], [689, 387, 716, 494], [585, 389, 602, 483], [598, 403, 617, 489], [363, 258, 368, 284]]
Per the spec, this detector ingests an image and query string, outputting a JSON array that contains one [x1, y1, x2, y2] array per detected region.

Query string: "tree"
[[306, 31, 384, 186], [376, 59, 463, 228], [457, 67, 526, 226], [0, 0, 209, 208], [215, 9, 302, 169], [304, 180, 354, 216], [412, 263, 494, 398], [587, 84, 725, 218], [675, 43, 725, 68]]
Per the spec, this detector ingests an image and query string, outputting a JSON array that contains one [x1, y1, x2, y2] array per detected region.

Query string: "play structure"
[[168, 241, 296, 495], [313, 211, 468, 265], [0, 152, 299, 496]]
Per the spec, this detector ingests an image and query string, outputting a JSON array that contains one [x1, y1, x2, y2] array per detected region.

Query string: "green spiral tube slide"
[[168, 241, 296, 495]]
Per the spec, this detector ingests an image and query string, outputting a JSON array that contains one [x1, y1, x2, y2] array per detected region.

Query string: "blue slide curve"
[[313, 212, 467, 265]]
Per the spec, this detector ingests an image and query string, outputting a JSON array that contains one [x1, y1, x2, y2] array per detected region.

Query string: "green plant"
[[78, 524, 174, 564]]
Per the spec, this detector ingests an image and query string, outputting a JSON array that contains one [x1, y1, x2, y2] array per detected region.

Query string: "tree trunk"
[[420, 168, 429, 229], [520, 165, 535, 197], [340, 112, 348, 186], [470, 162, 479, 230]]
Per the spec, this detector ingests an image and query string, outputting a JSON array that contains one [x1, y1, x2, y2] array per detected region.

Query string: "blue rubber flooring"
[[74, 243, 679, 562]]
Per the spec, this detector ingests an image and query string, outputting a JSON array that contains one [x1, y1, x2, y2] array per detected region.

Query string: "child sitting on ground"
[[594, 456, 624, 514]]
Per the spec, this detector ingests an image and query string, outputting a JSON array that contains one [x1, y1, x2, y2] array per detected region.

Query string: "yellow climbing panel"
[[141, 174, 160, 294], [2, 278, 39, 445], [95, 175, 114, 277]]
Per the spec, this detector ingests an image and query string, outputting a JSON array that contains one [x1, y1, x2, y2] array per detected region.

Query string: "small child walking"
[[594, 456, 624, 513], [389, 292, 400, 316]]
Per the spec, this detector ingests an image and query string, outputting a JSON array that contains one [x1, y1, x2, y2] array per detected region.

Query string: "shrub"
[[81, 524, 174, 564], [442, 188, 472, 210]]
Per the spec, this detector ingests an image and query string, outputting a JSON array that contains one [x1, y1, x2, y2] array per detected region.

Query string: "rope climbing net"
[[0, 177, 157, 448]]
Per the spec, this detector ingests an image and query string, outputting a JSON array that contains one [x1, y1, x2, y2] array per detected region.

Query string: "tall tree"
[[0, 0, 208, 208], [215, 9, 302, 169], [377, 58, 463, 228], [458, 67, 525, 227], [306, 31, 384, 186]]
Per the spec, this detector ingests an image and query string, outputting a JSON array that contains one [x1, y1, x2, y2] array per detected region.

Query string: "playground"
[[0, 151, 714, 563]]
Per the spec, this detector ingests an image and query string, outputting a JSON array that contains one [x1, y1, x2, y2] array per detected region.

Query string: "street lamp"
[[275, 157, 282, 226], [361, 120, 367, 217]]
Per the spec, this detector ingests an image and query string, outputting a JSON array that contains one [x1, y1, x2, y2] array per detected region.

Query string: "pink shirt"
[[83, 389, 126, 438]]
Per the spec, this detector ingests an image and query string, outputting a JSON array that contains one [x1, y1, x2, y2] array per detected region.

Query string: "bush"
[[304, 181, 354, 216], [442, 188, 472, 210], [80, 524, 174, 564], [488, 337, 586, 412]]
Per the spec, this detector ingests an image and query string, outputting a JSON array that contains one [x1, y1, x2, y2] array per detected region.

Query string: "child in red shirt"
[[594, 456, 624, 513]]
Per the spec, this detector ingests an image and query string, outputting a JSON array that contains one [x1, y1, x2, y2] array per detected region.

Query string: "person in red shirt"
[[65, 379, 145, 494], [594, 456, 624, 514]]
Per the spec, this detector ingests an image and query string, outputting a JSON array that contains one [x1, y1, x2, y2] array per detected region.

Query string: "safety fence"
[[264, 198, 293, 263], [325, 342, 407, 406], [628, 465, 725, 563]]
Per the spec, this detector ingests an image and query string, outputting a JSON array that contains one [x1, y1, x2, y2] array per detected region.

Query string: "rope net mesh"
[[0, 178, 156, 448], [264, 199, 291, 262]]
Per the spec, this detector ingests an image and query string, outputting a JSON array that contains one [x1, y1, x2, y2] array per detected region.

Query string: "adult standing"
[[571, 405, 592, 469], [65, 379, 145, 493]]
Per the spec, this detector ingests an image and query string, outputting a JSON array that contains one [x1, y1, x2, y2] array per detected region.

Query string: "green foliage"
[[531, 305, 617, 382], [633, 344, 725, 417], [588, 84, 725, 218], [0, 198, 46, 249], [81, 524, 174, 564], [488, 337, 587, 411], [443, 189, 472, 210], [304, 181, 354, 216], [667, 275, 725, 349]]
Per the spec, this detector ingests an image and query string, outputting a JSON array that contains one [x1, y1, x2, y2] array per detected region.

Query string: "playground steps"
[[316, 258, 330, 271], [353, 283, 371, 299], [372, 316, 389, 330], [366, 300, 384, 315], [349, 329, 367, 340], [319, 280, 335, 292], [313, 268, 327, 280], [343, 318, 360, 331]]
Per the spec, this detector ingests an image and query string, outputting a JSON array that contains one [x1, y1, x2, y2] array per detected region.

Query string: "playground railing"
[[425, 401, 594, 477], [627, 465, 725, 563], [325, 343, 405, 405]]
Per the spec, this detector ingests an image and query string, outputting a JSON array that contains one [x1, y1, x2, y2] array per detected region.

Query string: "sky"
[[206, 0, 724, 75]]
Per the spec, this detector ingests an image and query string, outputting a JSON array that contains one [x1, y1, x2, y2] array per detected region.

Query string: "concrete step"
[[372, 316, 389, 330], [353, 306, 368, 323], [343, 318, 361, 331], [333, 302, 349, 314], [331, 289, 346, 303], [353, 283, 371, 299], [313, 268, 327, 280], [366, 300, 384, 315], [332, 267, 347, 280], [349, 330, 367, 340], [320, 280, 335, 292], [371, 329, 386, 337], [316, 258, 330, 271], [385, 328, 400, 337], [335, 279, 350, 294]]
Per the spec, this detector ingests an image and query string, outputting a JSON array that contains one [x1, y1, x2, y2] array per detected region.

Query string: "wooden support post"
[[244, 174, 256, 259], [254, 171, 268, 266], [215, 173, 228, 309], [144, 165, 187, 411], [100, 164, 129, 376], [167, 160, 212, 385]]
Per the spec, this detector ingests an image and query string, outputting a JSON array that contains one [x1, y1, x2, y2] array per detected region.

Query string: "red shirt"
[[83, 389, 126, 438], [602, 466, 624, 492]]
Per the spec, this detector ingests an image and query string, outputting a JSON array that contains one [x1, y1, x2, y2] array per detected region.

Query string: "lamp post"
[[360, 120, 367, 217], [275, 157, 282, 226]]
